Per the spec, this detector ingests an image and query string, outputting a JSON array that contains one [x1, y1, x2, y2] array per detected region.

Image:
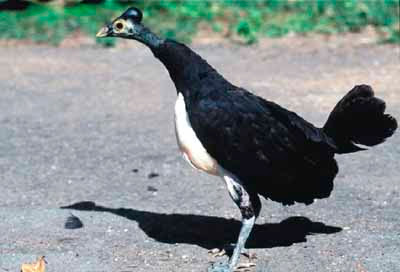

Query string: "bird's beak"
[[96, 25, 112, 38]]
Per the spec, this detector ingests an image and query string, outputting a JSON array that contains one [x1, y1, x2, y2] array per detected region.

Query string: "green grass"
[[0, 0, 399, 45]]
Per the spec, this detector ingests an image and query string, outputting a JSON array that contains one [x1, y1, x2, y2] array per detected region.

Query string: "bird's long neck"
[[132, 25, 164, 49], [150, 40, 233, 99]]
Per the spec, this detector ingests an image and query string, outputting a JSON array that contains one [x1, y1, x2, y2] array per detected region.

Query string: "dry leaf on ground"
[[20, 256, 46, 272]]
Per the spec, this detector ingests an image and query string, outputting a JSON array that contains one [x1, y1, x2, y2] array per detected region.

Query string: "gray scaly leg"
[[208, 172, 260, 272]]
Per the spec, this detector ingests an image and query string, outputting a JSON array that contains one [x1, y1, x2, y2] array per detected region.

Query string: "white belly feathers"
[[174, 93, 219, 176]]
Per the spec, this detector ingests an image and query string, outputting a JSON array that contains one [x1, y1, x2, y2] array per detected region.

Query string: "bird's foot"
[[209, 244, 253, 258], [209, 248, 228, 257], [208, 261, 231, 272], [207, 261, 256, 272], [235, 262, 256, 271]]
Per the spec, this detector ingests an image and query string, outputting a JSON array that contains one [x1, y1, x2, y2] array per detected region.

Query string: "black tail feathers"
[[323, 84, 397, 154]]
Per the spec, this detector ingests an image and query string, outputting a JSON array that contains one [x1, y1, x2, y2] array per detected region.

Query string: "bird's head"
[[96, 7, 163, 48], [96, 7, 143, 39]]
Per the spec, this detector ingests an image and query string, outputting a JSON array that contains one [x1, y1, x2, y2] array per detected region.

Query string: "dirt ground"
[[0, 34, 399, 272]]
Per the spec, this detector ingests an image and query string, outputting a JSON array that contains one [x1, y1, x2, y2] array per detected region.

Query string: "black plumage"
[[97, 7, 398, 272], [152, 40, 396, 206]]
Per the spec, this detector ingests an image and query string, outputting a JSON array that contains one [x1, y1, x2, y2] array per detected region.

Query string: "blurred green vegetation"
[[0, 0, 399, 46]]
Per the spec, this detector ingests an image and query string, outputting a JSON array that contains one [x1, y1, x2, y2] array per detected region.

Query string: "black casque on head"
[[120, 7, 143, 23], [96, 6, 164, 47]]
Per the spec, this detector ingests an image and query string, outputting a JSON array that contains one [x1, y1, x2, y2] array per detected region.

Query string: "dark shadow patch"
[[61, 201, 342, 249]]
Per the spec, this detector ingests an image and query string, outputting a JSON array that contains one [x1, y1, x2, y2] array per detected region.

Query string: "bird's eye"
[[115, 22, 124, 31]]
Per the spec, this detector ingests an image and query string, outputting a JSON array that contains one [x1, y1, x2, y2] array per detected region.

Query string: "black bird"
[[97, 7, 397, 272]]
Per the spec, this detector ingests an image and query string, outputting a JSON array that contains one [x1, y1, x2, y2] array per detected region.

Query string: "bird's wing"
[[188, 88, 337, 182]]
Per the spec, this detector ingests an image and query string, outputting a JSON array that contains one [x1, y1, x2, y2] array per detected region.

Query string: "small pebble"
[[65, 213, 83, 229], [148, 172, 159, 179], [147, 186, 158, 192], [132, 169, 139, 173]]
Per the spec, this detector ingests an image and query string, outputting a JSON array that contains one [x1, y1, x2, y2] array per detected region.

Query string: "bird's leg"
[[229, 215, 256, 270], [208, 174, 259, 272], [210, 193, 261, 258]]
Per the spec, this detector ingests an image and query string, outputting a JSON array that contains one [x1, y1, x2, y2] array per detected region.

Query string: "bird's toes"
[[209, 248, 227, 257], [207, 261, 231, 272], [208, 246, 254, 259], [240, 249, 251, 258], [245, 251, 257, 260], [234, 262, 256, 271]]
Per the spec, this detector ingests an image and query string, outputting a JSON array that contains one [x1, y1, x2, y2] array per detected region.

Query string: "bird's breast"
[[174, 93, 219, 176]]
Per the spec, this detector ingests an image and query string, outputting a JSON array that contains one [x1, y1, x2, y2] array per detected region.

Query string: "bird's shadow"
[[61, 201, 342, 250]]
